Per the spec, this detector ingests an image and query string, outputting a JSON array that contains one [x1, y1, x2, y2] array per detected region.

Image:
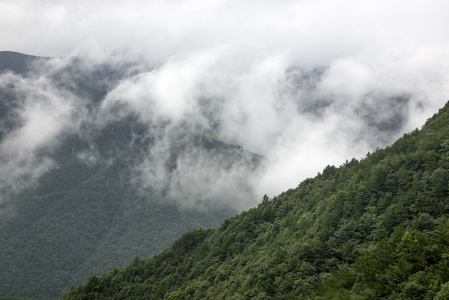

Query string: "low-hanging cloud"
[[93, 45, 449, 201], [0, 0, 449, 210], [131, 129, 259, 212], [0, 68, 87, 202]]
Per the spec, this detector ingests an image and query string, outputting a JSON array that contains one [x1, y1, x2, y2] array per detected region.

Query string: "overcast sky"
[[1, 0, 449, 202], [1, 1, 448, 62]]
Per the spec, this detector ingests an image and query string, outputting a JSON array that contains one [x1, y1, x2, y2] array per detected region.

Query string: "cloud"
[[2, 1, 449, 62], [1, 0, 449, 209], [92, 44, 449, 200], [0, 68, 86, 200], [98, 49, 222, 125], [131, 128, 259, 212]]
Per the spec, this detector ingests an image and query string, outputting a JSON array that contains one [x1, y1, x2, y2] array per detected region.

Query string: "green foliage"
[[317, 224, 449, 299], [63, 102, 449, 299]]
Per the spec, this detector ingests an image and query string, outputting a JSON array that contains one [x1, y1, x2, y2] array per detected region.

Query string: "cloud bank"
[[0, 0, 449, 210]]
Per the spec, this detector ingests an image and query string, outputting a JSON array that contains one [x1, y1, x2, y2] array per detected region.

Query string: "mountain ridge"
[[0, 51, 47, 74], [63, 100, 449, 299]]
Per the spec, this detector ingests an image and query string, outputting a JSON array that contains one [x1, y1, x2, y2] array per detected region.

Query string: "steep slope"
[[64, 101, 449, 299], [0, 53, 259, 299]]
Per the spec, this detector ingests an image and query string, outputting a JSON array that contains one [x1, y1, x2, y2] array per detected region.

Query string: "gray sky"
[[1, 0, 449, 202], [1, 1, 448, 62]]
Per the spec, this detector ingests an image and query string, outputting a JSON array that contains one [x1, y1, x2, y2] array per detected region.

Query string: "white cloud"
[[1, 0, 449, 208], [0, 68, 86, 199], [1, 1, 448, 62]]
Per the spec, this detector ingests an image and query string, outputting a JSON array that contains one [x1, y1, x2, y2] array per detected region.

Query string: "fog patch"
[[0, 60, 88, 204], [129, 121, 260, 212]]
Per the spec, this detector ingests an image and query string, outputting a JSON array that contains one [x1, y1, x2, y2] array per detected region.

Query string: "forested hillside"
[[0, 52, 259, 300], [64, 101, 449, 299]]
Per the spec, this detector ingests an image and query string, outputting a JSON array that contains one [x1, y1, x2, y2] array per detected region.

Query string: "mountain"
[[0, 51, 45, 75], [0, 52, 260, 299], [63, 101, 449, 299]]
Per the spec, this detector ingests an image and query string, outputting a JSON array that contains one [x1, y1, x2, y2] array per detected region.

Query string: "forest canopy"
[[63, 102, 449, 299]]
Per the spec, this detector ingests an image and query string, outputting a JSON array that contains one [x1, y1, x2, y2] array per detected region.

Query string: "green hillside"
[[64, 101, 449, 299]]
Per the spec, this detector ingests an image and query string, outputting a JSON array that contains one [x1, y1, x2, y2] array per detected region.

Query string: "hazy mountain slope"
[[0, 51, 45, 75], [0, 53, 259, 300], [63, 101, 449, 299], [0, 133, 247, 300]]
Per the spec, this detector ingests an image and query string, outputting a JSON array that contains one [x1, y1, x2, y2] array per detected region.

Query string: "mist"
[[1, 0, 449, 211]]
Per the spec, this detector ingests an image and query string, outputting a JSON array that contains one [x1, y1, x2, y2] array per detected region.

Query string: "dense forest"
[[64, 101, 449, 299]]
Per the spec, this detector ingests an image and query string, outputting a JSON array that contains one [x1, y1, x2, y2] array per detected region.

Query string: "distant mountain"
[[0, 52, 260, 299], [64, 101, 449, 299], [0, 51, 45, 74]]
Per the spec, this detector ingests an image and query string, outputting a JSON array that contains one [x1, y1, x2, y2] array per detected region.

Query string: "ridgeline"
[[63, 101, 449, 299]]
